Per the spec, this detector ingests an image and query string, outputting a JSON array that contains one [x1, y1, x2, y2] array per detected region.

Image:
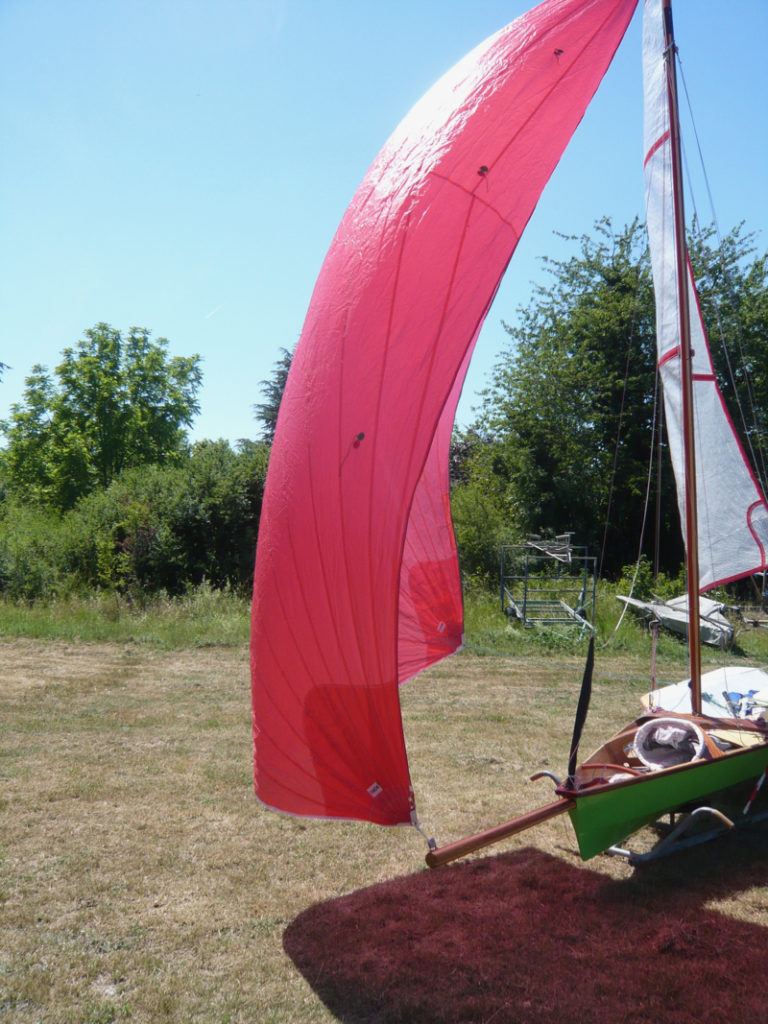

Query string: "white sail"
[[643, 0, 768, 591]]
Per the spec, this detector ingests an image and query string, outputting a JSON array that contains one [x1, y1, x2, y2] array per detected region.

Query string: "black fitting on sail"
[[566, 635, 595, 788]]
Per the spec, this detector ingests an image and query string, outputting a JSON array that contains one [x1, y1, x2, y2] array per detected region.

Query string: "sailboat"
[[616, 593, 734, 648], [251, 0, 768, 866]]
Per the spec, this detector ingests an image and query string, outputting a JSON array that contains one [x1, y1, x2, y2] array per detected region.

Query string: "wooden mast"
[[662, 0, 702, 712]]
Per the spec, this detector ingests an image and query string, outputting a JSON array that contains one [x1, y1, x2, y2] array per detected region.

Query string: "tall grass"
[[0, 583, 250, 649], [1, 575, 767, 668], [462, 577, 655, 658], [463, 576, 768, 669]]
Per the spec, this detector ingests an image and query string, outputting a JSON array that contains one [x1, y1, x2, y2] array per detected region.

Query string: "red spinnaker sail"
[[251, 0, 638, 825]]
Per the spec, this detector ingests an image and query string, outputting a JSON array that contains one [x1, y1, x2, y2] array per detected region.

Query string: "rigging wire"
[[597, 284, 637, 583], [595, 227, 663, 650], [598, 363, 661, 650]]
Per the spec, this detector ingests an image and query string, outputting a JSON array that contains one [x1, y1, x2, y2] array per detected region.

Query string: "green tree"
[[450, 435, 516, 579], [470, 219, 768, 578], [0, 501, 68, 600], [65, 439, 269, 596], [1, 324, 202, 509], [254, 347, 292, 444], [477, 219, 661, 574], [0, 365, 61, 503]]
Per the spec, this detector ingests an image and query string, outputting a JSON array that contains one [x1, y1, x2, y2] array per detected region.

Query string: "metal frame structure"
[[500, 535, 597, 633]]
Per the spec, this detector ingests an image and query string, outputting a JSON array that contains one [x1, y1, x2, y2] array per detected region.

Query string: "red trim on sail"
[[747, 501, 768, 567], [658, 345, 680, 368], [644, 128, 670, 168], [690, 267, 768, 572], [703, 567, 767, 591]]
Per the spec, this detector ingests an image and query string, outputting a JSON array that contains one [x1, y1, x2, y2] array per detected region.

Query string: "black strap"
[[566, 635, 595, 787]]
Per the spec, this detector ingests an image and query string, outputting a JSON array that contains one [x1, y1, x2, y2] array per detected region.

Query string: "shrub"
[[0, 440, 270, 600], [0, 503, 70, 599]]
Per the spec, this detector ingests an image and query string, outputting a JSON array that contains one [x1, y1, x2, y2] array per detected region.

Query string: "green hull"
[[565, 744, 768, 860]]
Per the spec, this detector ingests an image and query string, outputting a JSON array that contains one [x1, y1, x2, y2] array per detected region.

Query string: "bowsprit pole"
[[425, 798, 575, 869]]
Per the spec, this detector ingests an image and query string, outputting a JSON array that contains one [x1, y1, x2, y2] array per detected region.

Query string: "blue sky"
[[1, 0, 766, 444]]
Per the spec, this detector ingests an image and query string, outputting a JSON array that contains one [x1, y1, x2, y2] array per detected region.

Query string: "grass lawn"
[[3, 629, 768, 1022]]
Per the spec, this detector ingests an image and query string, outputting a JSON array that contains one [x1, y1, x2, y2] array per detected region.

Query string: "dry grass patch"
[[2, 641, 767, 1022]]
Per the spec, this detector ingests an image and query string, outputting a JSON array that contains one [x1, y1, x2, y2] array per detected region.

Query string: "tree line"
[[1, 220, 766, 601], [452, 219, 768, 582], [0, 324, 269, 599]]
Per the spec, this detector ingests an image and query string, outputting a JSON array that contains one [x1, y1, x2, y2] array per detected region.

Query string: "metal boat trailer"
[[606, 800, 768, 866], [530, 764, 768, 867]]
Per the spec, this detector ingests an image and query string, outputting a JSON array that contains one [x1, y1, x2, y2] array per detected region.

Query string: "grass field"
[[3, 606, 768, 1022]]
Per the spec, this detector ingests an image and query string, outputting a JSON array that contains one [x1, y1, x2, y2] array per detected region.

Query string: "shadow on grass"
[[284, 829, 768, 1024]]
